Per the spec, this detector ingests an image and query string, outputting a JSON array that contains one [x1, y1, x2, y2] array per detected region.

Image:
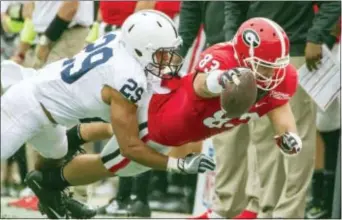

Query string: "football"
[[220, 68, 257, 118]]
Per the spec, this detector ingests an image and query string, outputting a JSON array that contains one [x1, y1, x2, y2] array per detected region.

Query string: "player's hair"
[[220, 71, 257, 118]]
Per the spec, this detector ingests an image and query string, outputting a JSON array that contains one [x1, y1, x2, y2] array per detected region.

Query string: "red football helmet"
[[232, 17, 290, 90]]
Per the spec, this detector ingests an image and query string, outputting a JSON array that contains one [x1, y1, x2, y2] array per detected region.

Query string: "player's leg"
[[25, 122, 98, 219], [245, 115, 286, 218], [28, 134, 146, 218], [129, 171, 153, 217], [1, 82, 50, 161], [1, 80, 68, 218], [24, 124, 71, 218], [97, 176, 134, 216], [271, 57, 316, 218], [210, 124, 251, 218], [1, 61, 40, 159], [307, 96, 341, 218], [34, 134, 132, 193], [63, 126, 204, 185], [33, 26, 89, 68], [242, 56, 315, 218], [240, 143, 261, 218], [65, 122, 113, 160]]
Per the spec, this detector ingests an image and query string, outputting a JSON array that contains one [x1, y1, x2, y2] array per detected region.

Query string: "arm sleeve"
[[178, 1, 202, 57], [307, 1, 341, 44], [223, 1, 249, 41]]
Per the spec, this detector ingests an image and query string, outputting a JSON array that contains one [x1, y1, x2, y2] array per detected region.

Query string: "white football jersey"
[[31, 32, 148, 127]]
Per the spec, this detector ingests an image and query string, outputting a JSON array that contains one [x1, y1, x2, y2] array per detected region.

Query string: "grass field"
[[1, 196, 191, 219]]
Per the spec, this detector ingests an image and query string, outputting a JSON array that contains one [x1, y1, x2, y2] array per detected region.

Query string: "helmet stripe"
[[140, 9, 178, 38], [259, 18, 285, 58]]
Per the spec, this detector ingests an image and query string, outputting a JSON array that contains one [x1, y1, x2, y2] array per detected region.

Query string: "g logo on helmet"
[[242, 29, 260, 48]]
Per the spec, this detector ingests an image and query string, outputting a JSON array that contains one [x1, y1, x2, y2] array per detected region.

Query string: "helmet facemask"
[[244, 46, 289, 91], [145, 47, 183, 80]]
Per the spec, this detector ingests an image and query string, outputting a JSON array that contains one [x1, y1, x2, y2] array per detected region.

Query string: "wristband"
[[205, 70, 225, 94], [166, 157, 180, 173], [44, 15, 70, 42]]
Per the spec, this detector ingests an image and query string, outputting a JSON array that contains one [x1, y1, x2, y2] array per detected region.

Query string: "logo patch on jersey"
[[270, 90, 290, 100], [242, 29, 260, 48]]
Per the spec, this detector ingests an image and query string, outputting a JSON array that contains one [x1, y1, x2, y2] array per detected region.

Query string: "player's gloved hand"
[[2, 15, 24, 33], [218, 67, 253, 87], [2, 3, 24, 33], [206, 67, 253, 94], [20, 18, 36, 44], [275, 132, 302, 156], [167, 153, 216, 174]]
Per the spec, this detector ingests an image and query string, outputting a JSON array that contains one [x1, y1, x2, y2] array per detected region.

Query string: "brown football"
[[220, 68, 258, 118]]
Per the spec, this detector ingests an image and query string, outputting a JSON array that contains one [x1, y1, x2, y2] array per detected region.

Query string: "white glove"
[[167, 153, 216, 174], [275, 132, 302, 156]]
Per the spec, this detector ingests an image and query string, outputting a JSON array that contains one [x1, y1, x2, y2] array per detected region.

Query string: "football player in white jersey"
[[1, 10, 215, 219]]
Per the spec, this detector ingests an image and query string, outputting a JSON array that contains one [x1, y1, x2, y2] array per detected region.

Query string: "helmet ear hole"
[[135, 49, 143, 57]]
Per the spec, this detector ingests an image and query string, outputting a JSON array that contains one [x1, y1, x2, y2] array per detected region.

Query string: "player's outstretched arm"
[[106, 85, 168, 170], [267, 103, 302, 156], [104, 86, 215, 174]]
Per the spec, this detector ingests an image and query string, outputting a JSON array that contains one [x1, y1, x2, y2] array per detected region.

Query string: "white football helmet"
[[121, 10, 183, 79]]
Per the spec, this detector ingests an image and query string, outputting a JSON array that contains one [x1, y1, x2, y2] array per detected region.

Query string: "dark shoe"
[[65, 197, 97, 219], [97, 197, 131, 217], [128, 199, 151, 217], [25, 171, 66, 219]]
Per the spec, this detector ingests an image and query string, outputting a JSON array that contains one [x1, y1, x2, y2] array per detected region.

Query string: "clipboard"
[[298, 44, 341, 111]]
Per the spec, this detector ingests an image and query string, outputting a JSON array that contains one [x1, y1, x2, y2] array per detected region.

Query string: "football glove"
[[275, 132, 302, 156], [218, 67, 253, 87], [167, 153, 215, 174], [20, 18, 36, 44], [3, 15, 24, 33], [3, 3, 24, 33]]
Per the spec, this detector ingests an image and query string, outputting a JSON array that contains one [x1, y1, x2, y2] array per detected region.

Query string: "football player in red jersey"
[[26, 17, 303, 217]]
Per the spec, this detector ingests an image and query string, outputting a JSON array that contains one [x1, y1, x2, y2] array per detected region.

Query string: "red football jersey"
[[100, 1, 137, 26], [148, 43, 298, 146]]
